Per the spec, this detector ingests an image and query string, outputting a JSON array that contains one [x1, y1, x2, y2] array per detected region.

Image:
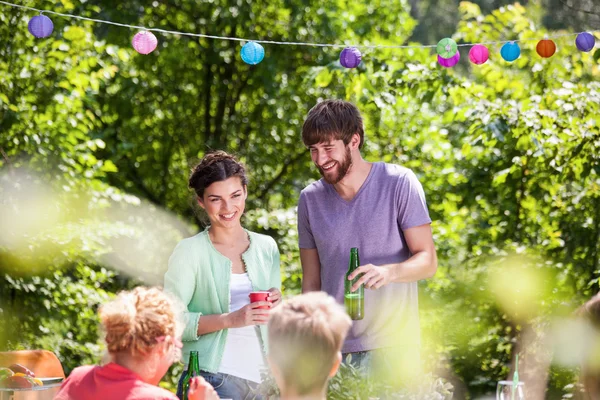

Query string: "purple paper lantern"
[[132, 31, 158, 55], [340, 47, 362, 68], [28, 15, 54, 38], [438, 51, 460, 68], [469, 44, 489, 65], [575, 32, 595, 52]]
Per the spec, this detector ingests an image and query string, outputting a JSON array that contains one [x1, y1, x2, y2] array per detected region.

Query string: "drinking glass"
[[496, 380, 524, 400]]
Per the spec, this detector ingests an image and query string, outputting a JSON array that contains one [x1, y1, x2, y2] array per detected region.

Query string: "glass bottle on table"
[[344, 247, 364, 320], [182, 351, 200, 400]]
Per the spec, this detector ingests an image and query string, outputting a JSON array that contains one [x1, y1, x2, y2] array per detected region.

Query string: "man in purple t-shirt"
[[297, 100, 437, 383]]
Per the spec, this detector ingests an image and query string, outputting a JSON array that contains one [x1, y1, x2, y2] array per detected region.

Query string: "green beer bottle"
[[344, 247, 364, 320], [182, 350, 200, 400]]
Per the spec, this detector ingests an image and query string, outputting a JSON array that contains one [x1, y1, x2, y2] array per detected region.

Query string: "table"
[[0, 379, 63, 400]]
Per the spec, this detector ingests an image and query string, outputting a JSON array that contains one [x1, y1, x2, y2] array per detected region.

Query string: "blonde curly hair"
[[99, 287, 183, 355]]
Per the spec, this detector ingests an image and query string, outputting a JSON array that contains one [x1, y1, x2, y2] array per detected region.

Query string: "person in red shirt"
[[55, 287, 218, 400]]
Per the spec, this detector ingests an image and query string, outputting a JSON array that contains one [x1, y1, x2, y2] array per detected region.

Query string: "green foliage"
[[0, 265, 114, 374], [244, 208, 302, 295], [256, 361, 454, 399]]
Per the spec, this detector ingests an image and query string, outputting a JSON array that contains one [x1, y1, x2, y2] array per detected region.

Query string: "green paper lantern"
[[437, 38, 458, 59]]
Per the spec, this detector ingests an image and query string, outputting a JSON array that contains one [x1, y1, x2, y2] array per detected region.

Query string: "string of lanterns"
[[434, 32, 596, 68], [4, 0, 598, 69]]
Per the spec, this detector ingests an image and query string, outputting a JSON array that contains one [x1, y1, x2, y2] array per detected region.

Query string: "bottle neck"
[[348, 251, 359, 273], [188, 353, 200, 374]]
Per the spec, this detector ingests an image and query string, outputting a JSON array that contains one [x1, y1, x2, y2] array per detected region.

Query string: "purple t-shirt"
[[298, 162, 432, 353]]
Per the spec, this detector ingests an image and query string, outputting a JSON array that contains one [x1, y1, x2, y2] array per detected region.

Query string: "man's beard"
[[318, 146, 352, 185]]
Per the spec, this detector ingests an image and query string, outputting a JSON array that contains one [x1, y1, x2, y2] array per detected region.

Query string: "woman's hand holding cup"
[[266, 287, 282, 307], [228, 294, 271, 328]]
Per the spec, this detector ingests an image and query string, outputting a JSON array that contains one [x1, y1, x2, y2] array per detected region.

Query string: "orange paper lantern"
[[536, 39, 556, 58]]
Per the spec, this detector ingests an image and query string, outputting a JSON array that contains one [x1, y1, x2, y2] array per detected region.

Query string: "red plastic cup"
[[249, 291, 271, 309]]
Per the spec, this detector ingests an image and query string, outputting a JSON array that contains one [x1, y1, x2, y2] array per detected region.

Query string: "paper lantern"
[[437, 38, 458, 59], [339, 47, 362, 68], [536, 39, 556, 58], [438, 51, 460, 68], [469, 45, 489, 65], [132, 31, 158, 55], [28, 15, 53, 38], [501, 41, 520, 62], [576, 32, 595, 52], [240, 42, 265, 65]]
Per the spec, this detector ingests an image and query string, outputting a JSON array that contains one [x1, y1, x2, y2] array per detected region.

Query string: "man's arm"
[[389, 224, 437, 282], [300, 248, 321, 292], [348, 224, 437, 291]]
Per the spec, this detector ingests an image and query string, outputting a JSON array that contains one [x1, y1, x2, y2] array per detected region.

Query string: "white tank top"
[[219, 273, 265, 383]]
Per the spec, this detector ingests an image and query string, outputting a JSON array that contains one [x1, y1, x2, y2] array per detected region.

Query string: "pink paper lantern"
[[438, 51, 460, 68], [132, 31, 158, 55], [469, 44, 489, 65]]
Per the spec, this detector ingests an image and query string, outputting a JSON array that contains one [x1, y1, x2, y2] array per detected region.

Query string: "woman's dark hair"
[[188, 151, 248, 198]]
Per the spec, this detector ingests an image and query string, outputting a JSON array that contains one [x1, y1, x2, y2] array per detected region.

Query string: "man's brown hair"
[[301, 100, 365, 148], [268, 292, 352, 396]]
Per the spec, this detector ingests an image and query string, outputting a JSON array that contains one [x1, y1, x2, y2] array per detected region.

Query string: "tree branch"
[[0, 147, 11, 168], [256, 151, 306, 202], [226, 75, 250, 123], [558, 0, 600, 18], [203, 51, 213, 146], [122, 162, 163, 206], [159, 133, 175, 204], [213, 21, 238, 149]]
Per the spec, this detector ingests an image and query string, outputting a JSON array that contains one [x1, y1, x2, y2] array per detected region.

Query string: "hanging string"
[[0, 0, 598, 50]]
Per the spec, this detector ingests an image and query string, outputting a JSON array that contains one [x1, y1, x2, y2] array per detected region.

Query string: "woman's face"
[[199, 177, 247, 229]]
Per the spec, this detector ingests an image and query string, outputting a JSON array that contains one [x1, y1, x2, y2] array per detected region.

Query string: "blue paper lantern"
[[241, 42, 265, 65], [501, 41, 521, 62], [28, 15, 53, 38], [575, 32, 595, 52], [339, 47, 362, 68]]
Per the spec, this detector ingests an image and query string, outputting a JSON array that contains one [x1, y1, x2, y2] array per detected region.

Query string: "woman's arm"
[[267, 239, 283, 306], [164, 240, 203, 342], [196, 302, 272, 335]]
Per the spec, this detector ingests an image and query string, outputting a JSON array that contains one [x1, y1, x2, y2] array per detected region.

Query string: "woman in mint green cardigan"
[[165, 151, 281, 400]]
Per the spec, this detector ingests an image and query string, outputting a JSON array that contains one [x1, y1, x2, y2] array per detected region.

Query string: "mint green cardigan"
[[164, 228, 281, 373]]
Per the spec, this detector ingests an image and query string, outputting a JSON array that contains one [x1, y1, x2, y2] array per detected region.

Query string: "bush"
[[256, 359, 454, 399]]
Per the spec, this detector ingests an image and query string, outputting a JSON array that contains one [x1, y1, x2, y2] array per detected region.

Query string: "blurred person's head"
[[302, 100, 364, 185], [100, 286, 183, 385], [577, 293, 600, 399], [267, 292, 351, 399], [188, 151, 248, 229]]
